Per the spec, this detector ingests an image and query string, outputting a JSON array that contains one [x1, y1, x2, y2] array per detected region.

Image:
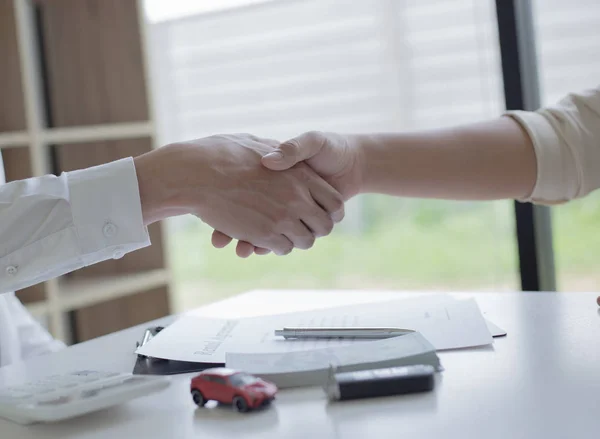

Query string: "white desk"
[[1, 290, 599, 439]]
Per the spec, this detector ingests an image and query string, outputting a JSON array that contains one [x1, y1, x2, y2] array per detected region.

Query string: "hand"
[[134, 134, 345, 256], [212, 131, 362, 255], [261, 131, 363, 200]]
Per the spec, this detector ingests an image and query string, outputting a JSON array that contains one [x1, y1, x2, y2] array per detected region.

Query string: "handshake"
[[134, 132, 363, 257]]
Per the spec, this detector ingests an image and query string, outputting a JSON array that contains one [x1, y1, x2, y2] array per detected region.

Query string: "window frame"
[[494, 0, 557, 291]]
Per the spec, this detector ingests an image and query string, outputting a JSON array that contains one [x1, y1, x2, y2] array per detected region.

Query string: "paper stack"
[[135, 296, 497, 366], [134, 294, 505, 386], [225, 331, 441, 388]]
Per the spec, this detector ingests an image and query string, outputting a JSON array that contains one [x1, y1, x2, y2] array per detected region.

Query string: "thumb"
[[262, 131, 325, 171]]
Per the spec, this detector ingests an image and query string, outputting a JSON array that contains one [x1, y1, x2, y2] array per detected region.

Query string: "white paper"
[[136, 298, 493, 363], [185, 291, 506, 337], [486, 319, 506, 337]]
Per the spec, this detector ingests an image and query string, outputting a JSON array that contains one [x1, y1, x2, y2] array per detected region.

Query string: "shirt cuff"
[[66, 157, 151, 265], [505, 110, 577, 205]]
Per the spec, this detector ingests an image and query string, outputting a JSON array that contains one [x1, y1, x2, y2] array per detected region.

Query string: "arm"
[[0, 158, 150, 295], [262, 85, 600, 204], [354, 117, 536, 201], [1, 134, 343, 295]]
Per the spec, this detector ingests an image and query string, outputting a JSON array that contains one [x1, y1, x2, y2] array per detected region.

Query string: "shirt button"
[[6, 266, 18, 276], [103, 222, 118, 238], [113, 248, 125, 260]]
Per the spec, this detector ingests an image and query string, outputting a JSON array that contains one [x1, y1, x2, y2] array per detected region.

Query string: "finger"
[[264, 235, 294, 256], [254, 247, 271, 256], [261, 131, 325, 171], [212, 230, 233, 248], [281, 220, 316, 250], [309, 180, 346, 223], [300, 205, 335, 238], [236, 241, 255, 258]]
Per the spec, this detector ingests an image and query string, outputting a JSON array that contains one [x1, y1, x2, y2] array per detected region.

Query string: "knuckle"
[[257, 226, 273, 241], [275, 212, 294, 230], [292, 166, 313, 183], [304, 130, 325, 143], [271, 207, 290, 226]]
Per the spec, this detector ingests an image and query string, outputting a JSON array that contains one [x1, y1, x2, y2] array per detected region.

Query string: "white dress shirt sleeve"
[[507, 85, 600, 204], [0, 157, 151, 295]]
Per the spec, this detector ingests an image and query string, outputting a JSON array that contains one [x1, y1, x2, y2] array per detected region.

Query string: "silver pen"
[[274, 327, 414, 339]]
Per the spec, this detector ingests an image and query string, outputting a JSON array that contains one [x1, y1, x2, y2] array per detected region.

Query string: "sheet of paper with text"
[[135, 297, 493, 363]]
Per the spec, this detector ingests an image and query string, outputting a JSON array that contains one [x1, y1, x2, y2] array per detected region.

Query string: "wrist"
[[349, 133, 377, 195], [134, 145, 191, 225]]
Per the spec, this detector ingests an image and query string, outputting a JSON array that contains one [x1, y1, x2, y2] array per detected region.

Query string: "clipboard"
[[132, 326, 222, 375]]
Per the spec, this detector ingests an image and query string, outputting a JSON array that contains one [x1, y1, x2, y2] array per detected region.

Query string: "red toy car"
[[190, 368, 277, 412]]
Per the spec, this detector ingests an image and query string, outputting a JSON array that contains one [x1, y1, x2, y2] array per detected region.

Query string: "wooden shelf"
[[0, 131, 29, 148], [22, 270, 169, 318], [22, 270, 169, 328], [0, 145, 33, 182], [57, 269, 170, 312], [0, 0, 27, 133], [38, 0, 150, 128], [24, 300, 49, 319], [1, 123, 154, 148], [42, 121, 153, 144]]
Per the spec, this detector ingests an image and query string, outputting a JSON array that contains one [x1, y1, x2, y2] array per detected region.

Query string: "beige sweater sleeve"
[[507, 85, 600, 204]]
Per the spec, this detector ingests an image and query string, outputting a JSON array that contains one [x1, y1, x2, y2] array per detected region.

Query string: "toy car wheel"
[[191, 389, 206, 407], [232, 395, 249, 413]]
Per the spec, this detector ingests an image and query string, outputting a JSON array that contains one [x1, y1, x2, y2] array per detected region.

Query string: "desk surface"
[[1, 290, 599, 439]]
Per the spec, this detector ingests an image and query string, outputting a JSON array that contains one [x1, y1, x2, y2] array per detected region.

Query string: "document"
[[135, 297, 493, 363]]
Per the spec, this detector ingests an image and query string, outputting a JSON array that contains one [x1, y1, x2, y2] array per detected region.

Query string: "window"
[[229, 373, 260, 387], [532, 0, 600, 291], [205, 375, 226, 385], [145, 0, 519, 311]]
